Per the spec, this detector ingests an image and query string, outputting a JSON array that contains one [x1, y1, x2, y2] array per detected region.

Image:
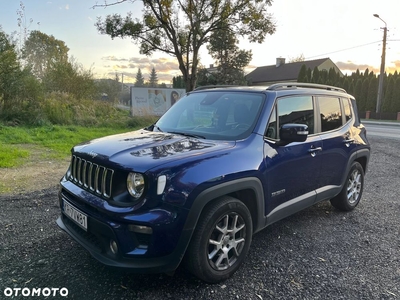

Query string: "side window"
[[266, 96, 314, 139], [317, 97, 343, 132], [343, 98, 352, 122]]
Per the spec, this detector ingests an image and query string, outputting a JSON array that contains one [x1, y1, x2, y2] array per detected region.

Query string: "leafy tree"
[[172, 76, 185, 89], [382, 75, 394, 113], [353, 78, 363, 105], [206, 23, 252, 85], [297, 64, 307, 82], [23, 31, 69, 80], [358, 77, 370, 112], [96, 78, 121, 102], [43, 57, 96, 100], [392, 77, 400, 113], [342, 76, 350, 93], [328, 68, 336, 84], [366, 76, 378, 112], [135, 68, 145, 87], [348, 80, 355, 96], [0, 29, 42, 123], [306, 68, 312, 82], [94, 0, 276, 91], [148, 67, 158, 87], [196, 67, 217, 87], [311, 67, 320, 83], [0, 30, 21, 110], [318, 70, 328, 84]]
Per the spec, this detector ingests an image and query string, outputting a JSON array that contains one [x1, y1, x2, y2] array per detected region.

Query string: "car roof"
[[191, 82, 351, 98], [195, 82, 346, 93]]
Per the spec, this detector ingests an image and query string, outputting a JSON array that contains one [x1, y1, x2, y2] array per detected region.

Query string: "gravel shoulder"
[[0, 144, 69, 195], [0, 136, 399, 299]]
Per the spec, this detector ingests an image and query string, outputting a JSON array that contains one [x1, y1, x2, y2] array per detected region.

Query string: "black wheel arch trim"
[[355, 148, 370, 173], [340, 149, 369, 189], [183, 177, 265, 234]]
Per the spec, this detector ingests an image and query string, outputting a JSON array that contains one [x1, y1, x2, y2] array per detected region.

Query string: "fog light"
[[128, 224, 153, 234], [110, 240, 118, 254]]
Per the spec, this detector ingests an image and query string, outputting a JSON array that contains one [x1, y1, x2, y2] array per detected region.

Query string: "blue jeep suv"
[[56, 83, 370, 283]]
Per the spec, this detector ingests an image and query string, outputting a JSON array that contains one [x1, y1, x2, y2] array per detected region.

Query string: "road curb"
[[362, 120, 400, 127]]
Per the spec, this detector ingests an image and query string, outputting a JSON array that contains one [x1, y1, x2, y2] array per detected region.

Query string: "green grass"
[[0, 125, 145, 168], [0, 144, 30, 168]]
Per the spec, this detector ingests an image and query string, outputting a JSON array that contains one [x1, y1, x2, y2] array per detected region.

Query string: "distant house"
[[246, 57, 343, 86]]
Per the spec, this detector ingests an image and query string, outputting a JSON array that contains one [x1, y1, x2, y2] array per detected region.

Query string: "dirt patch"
[[0, 144, 70, 195]]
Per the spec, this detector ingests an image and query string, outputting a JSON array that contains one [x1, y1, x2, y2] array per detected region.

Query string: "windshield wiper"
[[169, 131, 206, 139]]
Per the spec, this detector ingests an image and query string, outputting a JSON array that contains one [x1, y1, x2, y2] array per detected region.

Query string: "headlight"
[[127, 172, 145, 199]]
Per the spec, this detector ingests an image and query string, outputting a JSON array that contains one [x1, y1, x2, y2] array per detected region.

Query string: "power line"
[[305, 41, 381, 60]]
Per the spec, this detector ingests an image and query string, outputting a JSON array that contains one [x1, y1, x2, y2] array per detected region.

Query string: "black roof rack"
[[267, 82, 346, 93], [193, 85, 243, 91]]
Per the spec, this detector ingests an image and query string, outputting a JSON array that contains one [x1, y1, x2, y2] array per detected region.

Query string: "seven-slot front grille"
[[70, 155, 114, 198]]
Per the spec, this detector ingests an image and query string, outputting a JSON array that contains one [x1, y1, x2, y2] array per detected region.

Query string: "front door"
[[262, 95, 322, 223]]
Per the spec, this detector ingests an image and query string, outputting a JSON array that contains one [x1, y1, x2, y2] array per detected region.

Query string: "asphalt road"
[[0, 135, 399, 300], [364, 121, 400, 140]]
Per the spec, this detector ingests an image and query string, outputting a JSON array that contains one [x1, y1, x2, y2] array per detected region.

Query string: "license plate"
[[64, 200, 88, 231]]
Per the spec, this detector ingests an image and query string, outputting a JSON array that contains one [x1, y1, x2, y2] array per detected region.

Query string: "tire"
[[184, 196, 253, 283], [330, 161, 364, 211]]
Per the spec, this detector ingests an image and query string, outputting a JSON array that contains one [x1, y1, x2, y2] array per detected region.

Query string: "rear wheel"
[[184, 196, 252, 283], [330, 161, 364, 211]]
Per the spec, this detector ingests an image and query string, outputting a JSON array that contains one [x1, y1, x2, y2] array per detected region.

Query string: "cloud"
[[386, 60, 400, 74], [335, 60, 400, 75], [102, 56, 129, 62], [58, 4, 69, 10], [113, 65, 129, 69], [335, 61, 379, 73], [100, 56, 181, 83]]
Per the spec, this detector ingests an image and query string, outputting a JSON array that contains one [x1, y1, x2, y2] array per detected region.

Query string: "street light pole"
[[373, 14, 387, 114]]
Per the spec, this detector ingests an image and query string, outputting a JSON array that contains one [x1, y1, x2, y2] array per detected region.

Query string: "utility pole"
[[373, 14, 387, 114]]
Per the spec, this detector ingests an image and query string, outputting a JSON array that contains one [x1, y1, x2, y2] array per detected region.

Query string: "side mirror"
[[278, 124, 308, 145]]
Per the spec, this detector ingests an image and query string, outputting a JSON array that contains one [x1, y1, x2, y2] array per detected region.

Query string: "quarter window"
[[343, 98, 352, 122], [317, 97, 343, 132]]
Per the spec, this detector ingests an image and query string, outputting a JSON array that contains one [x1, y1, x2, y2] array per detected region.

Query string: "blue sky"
[[1, 0, 399, 83]]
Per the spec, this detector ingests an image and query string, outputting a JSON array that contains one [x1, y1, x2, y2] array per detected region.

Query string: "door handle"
[[308, 147, 322, 153], [343, 138, 354, 147], [308, 147, 322, 157], [343, 138, 354, 143]]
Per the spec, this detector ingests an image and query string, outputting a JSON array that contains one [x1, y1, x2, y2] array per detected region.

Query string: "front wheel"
[[330, 161, 365, 211], [184, 196, 253, 283]]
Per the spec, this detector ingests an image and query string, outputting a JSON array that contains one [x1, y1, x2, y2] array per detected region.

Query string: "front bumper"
[[56, 215, 191, 273], [56, 186, 192, 274]]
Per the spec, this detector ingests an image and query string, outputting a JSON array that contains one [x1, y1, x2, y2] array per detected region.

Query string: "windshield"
[[154, 91, 264, 140]]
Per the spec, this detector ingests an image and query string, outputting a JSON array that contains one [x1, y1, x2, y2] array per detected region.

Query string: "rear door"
[[315, 96, 353, 189]]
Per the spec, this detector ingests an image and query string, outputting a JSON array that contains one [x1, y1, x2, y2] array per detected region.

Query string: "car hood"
[[72, 129, 235, 172]]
